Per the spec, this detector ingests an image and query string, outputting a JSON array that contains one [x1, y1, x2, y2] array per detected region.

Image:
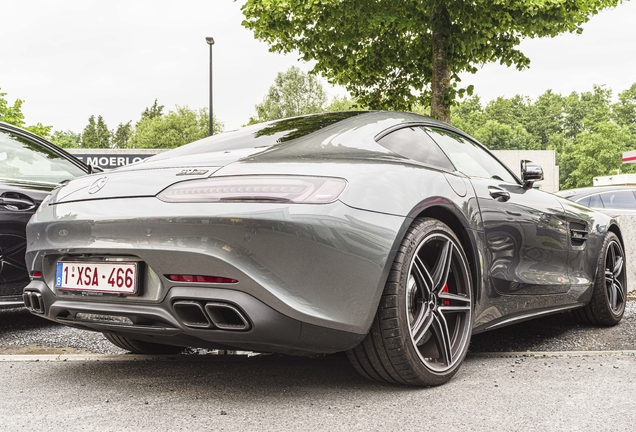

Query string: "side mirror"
[[521, 160, 543, 188]]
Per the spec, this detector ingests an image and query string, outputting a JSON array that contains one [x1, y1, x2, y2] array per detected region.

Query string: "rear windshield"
[[150, 112, 366, 161]]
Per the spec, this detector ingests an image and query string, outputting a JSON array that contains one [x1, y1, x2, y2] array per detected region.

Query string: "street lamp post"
[[206, 36, 215, 136]]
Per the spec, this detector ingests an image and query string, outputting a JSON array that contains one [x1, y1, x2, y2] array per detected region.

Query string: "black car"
[[0, 122, 90, 309], [23, 112, 627, 386]]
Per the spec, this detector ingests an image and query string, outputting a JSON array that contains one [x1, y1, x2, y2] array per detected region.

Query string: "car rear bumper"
[[24, 281, 366, 354], [25, 197, 407, 354]]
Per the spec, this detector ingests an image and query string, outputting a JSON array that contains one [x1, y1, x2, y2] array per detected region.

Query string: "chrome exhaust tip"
[[23, 291, 45, 314], [205, 302, 251, 331], [173, 301, 212, 328]]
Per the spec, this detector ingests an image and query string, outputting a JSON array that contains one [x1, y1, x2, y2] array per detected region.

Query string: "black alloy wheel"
[[575, 232, 626, 326], [604, 239, 626, 315], [347, 218, 473, 386]]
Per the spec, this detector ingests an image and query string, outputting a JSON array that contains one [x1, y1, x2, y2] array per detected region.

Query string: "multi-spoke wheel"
[[347, 218, 473, 386], [575, 232, 626, 326]]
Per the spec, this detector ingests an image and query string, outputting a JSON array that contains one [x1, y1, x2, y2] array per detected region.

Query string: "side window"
[[377, 127, 454, 171], [588, 194, 604, 208], [0, 130, 85, 185], [424, 127, 518, 184], [598, 190, 636, 209], [576, 196, 591, 207]]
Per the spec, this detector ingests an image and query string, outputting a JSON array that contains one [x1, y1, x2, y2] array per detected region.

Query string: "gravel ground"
[[1, 301, 635, 355]]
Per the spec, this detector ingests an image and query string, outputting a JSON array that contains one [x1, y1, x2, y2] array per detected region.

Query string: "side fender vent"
[[569, 222, 589, 247]]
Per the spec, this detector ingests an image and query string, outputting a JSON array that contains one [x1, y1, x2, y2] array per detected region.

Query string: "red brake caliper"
[[442, 283, 450, 306]]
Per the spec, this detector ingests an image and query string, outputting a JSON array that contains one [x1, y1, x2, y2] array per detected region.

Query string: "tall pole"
[[206, 37, 215, 136]]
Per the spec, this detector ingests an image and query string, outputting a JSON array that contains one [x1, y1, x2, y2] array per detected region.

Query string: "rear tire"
[[103, 333, 184, 355], [347, 218, 473, 386], [574, 232, 626, 326]]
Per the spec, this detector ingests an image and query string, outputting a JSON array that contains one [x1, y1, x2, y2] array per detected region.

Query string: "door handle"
[[488, 186, 511, 202], [0, 196, 36, 211]]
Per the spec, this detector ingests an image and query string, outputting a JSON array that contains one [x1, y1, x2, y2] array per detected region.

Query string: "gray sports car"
[[24, 111, 626, 386]]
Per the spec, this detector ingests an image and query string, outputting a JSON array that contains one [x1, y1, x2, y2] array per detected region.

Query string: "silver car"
[[23, 112, 626, 386], [556, 186, 636, 216]]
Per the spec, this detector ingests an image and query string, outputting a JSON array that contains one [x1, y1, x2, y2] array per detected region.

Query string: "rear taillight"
[[166, 274, 238, 284], [157, 176, 347, 204]]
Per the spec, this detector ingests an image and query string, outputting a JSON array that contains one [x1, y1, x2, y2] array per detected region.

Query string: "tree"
[[449, 96, 483, 135], [325, 95, 362, 112], [0, 89, 25, 126], [559, 123, 636, 189], [613, 83, 636, 132], [242, 0, 622, 122], [112, 121, 133, 148], [130, 105, 223, 148], [248, 66, 327, 124], [95, 115, 111, 148], [472, 120, 538, 151], [0, 88, 52, 138], [50, 130, 81, 148], [138, 99, 165, 125], [563, 85, 612, 137], [81, 115, 98, 148], [81, 115, 111, 148], [523, 90, 566, 148]]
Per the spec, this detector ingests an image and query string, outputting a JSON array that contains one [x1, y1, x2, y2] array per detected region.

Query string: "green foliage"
[[130, 106, 223, 149], [0, 91, 25, 126], [112, 121, 133, 148], [0, 88, 53, 138], [248, 67, 328, 124], [452, 84, 636, 189], [612, 83, 636, 132], [81, 115, 111, 148], [563, 85, 612, 137], [242, 0, 622, 119], [472, 120, 539, 151], [25, 123, 53, 138], [325, 95, 364, 112], [559, 123, 636, 188], [50, 130, 81, 148], [138, 99, 165, 125]]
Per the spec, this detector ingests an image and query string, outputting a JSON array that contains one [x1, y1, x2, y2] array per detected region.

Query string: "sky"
[[2, 0, 636, 134]]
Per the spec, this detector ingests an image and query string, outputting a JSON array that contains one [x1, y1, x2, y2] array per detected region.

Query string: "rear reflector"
[[166, 274, 238, 284], [31, 271, 43, 278]]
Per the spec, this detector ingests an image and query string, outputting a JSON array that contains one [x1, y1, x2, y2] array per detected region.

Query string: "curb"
[[1, 350, 636, 362], [468, 350, 636, 358]]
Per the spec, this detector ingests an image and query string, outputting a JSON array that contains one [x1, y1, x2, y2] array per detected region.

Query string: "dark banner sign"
[[72, 153, 157, 169]]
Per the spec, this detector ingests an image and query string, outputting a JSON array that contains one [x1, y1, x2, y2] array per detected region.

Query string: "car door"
[[0, 125, 88, 306], [424, 127, 570, 299]]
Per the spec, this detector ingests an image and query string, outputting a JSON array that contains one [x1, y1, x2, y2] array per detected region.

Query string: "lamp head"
[[206, 37, 215, 45]]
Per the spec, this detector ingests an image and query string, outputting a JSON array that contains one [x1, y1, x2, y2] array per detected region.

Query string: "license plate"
[[55, 261, 138, 294]]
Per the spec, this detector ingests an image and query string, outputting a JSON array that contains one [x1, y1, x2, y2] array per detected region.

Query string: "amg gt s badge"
[[176, 169, 209, 176]]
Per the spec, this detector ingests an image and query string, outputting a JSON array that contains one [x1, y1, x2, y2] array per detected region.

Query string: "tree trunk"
[[430, 7, 451, 123]]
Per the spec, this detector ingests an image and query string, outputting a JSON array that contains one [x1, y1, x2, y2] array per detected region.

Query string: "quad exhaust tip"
[[173, 300, 251, 331], [23, 291, 45, 314], [173, 301, 212, 328], [205, 302, 251, 331]]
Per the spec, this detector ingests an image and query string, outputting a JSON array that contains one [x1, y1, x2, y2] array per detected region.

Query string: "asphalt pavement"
[[1, 351, 635, 431], [1, 302, 636, 431]]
